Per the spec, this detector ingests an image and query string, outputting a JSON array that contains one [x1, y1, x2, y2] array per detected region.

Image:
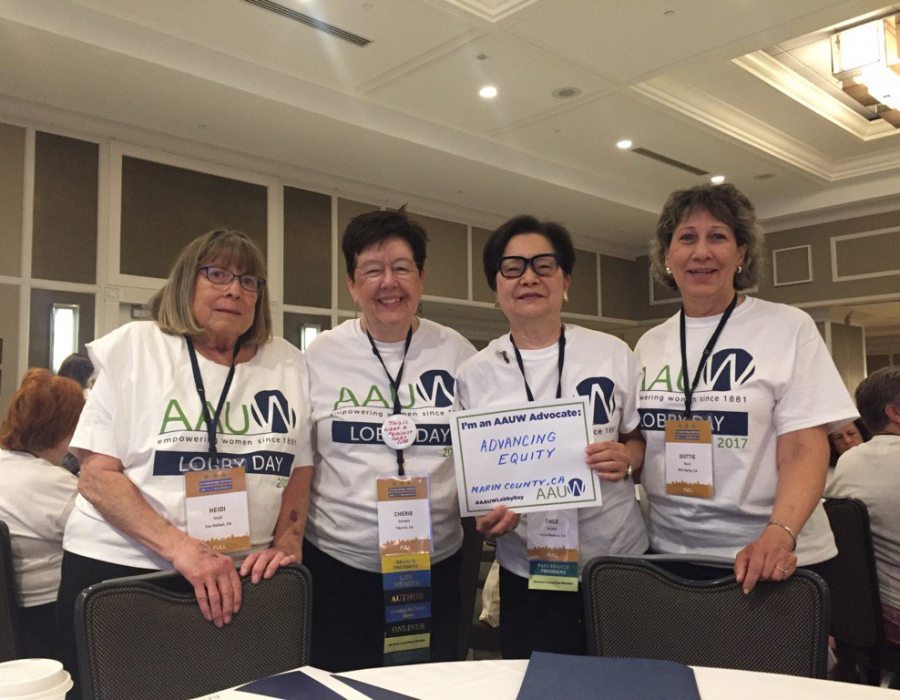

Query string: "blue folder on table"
[[516, 652, 701, 700]]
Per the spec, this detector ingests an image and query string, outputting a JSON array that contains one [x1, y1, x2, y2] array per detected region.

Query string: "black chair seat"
[[583, 555, 829, 678], [75, 563, 311, 700]]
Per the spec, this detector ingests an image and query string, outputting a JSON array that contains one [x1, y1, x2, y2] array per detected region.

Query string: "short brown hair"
[[149, 229, 272, 346], [0, 368, 85, 453], [650, 183, 764, 292], [855, 366, 900, 433]]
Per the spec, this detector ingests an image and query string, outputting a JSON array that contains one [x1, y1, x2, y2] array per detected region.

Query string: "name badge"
[[377, 474, 433, 666], [376, 474, 433, 554], [382, 414, 417, 450], [184, 467, 251, 552], [527, 510, 579, 592], [665, 419, 713, 498]]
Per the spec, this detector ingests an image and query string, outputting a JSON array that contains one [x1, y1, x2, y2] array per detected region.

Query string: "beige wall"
[[0, 124, 24, 279], [762, 211, 900, 306], [0, 284, 20, 416], [829, 323, 866, 395]]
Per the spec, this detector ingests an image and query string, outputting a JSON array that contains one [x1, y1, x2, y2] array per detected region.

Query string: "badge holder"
[[664, 419, 714, 498], [526, 509, 579, 592], [184, 467, 251, 552], [377, 473, 433, 666]]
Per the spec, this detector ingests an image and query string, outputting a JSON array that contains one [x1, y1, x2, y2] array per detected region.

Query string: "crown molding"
[[631, 76, 833, 180], [732, 52, 896, 144]]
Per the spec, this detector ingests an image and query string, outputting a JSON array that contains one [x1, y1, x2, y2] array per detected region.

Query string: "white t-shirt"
[[826, 435, 900, 609], [634, 296, 857, 565], [66, 322, 314, 569], [456, 324, 649, 578], [0, 450, 77, 607], [305, 318, 476, 572]]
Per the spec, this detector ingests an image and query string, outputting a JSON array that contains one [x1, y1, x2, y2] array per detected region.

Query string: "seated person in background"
[[57, 352, 94, 393], [828, 418, 869, 467], [826, 366, 900, 645], [0, 368, 84, 660], [57, 353, 95, 474]]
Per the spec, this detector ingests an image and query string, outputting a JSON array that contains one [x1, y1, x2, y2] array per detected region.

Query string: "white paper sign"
[[450, 396, 598, 516]]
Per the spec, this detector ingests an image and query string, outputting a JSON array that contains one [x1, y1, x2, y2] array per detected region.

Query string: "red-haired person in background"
[[0, 368, 85, 660]]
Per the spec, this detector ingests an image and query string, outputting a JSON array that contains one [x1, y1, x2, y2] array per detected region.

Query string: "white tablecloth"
[[194, 659, 895, 699], [340, 660, 894, 700]]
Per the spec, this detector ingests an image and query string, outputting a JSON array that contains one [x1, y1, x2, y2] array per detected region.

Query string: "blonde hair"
[[149, 229, 272, 346]]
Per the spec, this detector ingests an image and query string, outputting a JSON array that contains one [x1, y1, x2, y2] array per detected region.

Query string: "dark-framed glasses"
[[198, 266, 266, 293], [498, 254, 562, 279]]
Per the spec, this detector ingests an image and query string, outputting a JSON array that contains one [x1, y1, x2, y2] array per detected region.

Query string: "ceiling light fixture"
[[616, 139, 633, 149], [832, 14, 900, 127], [479, 85, 498, 99], [710, 175, 725, 184]]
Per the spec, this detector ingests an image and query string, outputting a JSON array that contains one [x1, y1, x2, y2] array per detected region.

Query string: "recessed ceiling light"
[[552, 87, 582, 99], [479, 85, 498, 99], [711, 175, 726, 184], [616, 139, 633, 149]]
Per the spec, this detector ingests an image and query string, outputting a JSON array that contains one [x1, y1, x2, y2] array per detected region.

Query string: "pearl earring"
[[737, 265, 743, 274], [665, 266, 672, 275]]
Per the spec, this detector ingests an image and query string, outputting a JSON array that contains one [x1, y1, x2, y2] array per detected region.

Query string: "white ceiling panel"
[[507, 0, 891, 83], [366, 33, 614, 135], [68, 0, 478, 91]]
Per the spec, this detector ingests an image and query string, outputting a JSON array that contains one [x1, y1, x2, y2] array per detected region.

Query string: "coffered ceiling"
[[1, 0, 899, 255]]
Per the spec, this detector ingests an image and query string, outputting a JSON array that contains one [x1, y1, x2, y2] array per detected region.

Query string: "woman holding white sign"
[[456, 215, 648, 658], [635, 183, 856, 593]]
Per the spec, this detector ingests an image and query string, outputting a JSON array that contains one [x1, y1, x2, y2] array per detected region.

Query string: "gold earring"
[[563, 291, 569, 303]]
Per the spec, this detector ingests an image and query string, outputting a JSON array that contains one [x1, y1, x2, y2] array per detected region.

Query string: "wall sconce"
[[51, 303, 80, 372], [832, 14, 900, 127]]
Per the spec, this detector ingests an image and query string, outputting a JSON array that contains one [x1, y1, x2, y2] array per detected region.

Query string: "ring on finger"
[[776, 566, 790, 575]]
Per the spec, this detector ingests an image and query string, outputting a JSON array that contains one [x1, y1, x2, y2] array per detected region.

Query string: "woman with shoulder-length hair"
[[57, 230, 313, 695], [456, 215, 648, 658], [0, 368, 84, 660], [635, 184, 857, 591]]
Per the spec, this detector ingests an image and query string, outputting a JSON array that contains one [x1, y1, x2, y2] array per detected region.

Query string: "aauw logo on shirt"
[[333, 371, 457, 410], [575, 377, 616, 425], [642, 349, 755, 393], [159, 390, 297, 435]]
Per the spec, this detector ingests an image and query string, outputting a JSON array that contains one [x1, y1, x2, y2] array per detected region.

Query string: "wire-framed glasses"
[[198, 266, 266, 292]]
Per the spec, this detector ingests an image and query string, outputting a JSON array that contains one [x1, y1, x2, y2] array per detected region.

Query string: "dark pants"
[[498, 565, 586, 659], [302, 540, 462, 673], [19, 602, 58, 661], [56, 551, 156, 700]]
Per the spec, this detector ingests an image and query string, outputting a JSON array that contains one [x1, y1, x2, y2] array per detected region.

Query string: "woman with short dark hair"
[[457, 214, 647, 658], [304, 208, 476, 671], [0, 368, 84, 660]]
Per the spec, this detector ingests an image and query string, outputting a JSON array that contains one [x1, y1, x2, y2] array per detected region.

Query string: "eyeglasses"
[[198, 266, 266, 293], [498, 254, 562, 279], [355, 261, 419, 282]]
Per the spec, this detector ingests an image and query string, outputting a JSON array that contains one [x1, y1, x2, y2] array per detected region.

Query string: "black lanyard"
[[186, 337, 240, 464], [679, 294, 738, 418], [510, 327, 566, 402], [365, 325, 413, 476]]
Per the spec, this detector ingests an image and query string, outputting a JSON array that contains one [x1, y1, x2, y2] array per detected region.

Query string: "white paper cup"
[[0, 659, 73, 700]]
